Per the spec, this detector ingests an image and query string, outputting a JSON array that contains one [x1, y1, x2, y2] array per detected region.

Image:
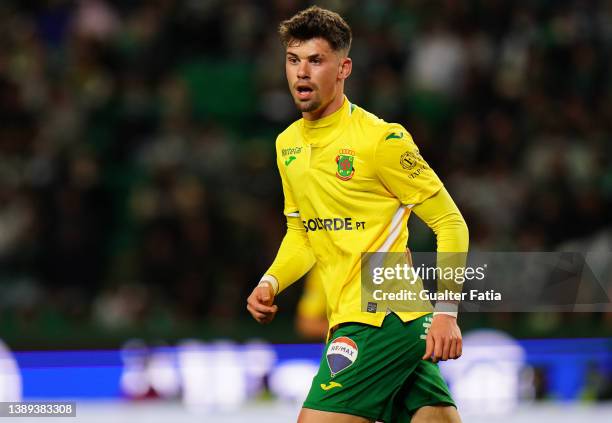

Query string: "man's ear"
[[339, 57, 352, 80]]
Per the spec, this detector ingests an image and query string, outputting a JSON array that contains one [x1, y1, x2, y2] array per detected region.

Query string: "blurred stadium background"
[[0, 0, 611, 421]]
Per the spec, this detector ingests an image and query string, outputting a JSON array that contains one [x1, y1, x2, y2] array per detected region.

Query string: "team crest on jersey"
[[326, 336, 358, 377], [336, 149, 355, 181]]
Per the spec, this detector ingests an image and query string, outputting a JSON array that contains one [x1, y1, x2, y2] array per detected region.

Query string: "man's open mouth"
[[296, 85, 314, 99]]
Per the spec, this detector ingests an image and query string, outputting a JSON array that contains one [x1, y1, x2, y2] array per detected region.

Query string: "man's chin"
[[294, 99, 321, 113]]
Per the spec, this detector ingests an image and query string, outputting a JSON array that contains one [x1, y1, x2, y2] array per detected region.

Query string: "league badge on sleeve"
[[400, 151, 418, 170], [326, 336, 359, 377]]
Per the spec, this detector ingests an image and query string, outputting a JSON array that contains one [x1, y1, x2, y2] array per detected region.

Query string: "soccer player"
[[247, 6, 468, 423]]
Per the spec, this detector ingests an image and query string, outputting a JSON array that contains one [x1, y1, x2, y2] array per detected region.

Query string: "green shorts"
[[303, 313, 455, 422]]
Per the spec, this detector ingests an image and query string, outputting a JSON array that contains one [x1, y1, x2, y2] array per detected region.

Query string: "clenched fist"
[[247, 282, 279, 324], [422, 314, 462, 363]]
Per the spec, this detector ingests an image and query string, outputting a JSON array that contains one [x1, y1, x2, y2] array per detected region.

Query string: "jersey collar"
[[301, 97, 352, 147]]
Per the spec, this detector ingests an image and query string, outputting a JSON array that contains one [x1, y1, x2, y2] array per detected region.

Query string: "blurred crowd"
[[0, 0, 611, 338]]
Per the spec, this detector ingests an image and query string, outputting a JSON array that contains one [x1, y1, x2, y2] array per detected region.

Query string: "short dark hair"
[[278, 6, 352, 54]]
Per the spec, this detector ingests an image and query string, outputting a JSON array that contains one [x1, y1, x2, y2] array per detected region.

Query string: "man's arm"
[[247, 136, 317, 324], [373, 126, 468, 362], [412, 187, 469, 362], [263, 216, 317, 294], [247, 216, 316, 323]]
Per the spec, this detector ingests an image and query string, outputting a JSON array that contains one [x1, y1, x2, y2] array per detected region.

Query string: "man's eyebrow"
[[286, 52, 326, 59], [307, 53, 323, 60]]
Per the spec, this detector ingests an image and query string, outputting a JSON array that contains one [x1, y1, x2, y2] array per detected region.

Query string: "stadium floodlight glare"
[[147, 348, 181, 398], [119, 339, 150, 398], [268, 360, 320, 403], [0, 339, 21, 402], [177, 340, 249, 412], [439, 330, 526, 415]]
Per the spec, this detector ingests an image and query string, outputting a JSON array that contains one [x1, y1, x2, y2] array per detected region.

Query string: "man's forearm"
[[263, 216, 316, 294], [412, 187, 469, 315]]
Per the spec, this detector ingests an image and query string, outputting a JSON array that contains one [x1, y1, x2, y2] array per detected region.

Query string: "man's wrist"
[[258, 275, 279, 295], [433, 301, 458, 318]]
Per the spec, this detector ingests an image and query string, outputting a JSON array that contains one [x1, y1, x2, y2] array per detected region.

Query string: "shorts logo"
[[326, 336, 358, 377], [336, 149, 356, 181], [320, 381, 343, 391], [420, 315, 433, 340]]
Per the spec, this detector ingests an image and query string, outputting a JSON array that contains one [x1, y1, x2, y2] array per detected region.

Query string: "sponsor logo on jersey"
[[281, 147, 302, 157], [284, 156, 296, 166], [320, 381, 343, 391], [302, 217, 366, 232], [336, 149, 356, 181], [326, 336, 358, 377]]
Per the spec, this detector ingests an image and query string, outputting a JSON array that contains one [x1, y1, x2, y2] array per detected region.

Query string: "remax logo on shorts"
[[326, 336, 359, 377]]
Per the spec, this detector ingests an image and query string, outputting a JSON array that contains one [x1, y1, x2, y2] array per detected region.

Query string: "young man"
[[247, 6, 468, 423]]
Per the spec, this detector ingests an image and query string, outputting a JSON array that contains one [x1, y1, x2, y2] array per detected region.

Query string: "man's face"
[[285, 37, 347, 115]]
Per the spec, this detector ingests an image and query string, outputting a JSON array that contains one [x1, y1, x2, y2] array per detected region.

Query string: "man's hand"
[[422, 314, 462, 362], [247, 282, 278, 324]]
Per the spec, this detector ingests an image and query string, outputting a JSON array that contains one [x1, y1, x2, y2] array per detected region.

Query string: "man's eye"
[[311, 59, 321, 64], [288, 57, 298, 64]]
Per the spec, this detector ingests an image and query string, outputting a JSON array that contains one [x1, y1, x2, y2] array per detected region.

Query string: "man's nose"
[[297, 61, 310, 79]]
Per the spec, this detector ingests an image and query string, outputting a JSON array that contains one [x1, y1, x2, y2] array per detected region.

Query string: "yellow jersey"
[[270, 97, 444, 330]]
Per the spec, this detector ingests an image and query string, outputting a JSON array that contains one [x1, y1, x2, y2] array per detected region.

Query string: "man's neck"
[[303, 92, 345, 121]]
